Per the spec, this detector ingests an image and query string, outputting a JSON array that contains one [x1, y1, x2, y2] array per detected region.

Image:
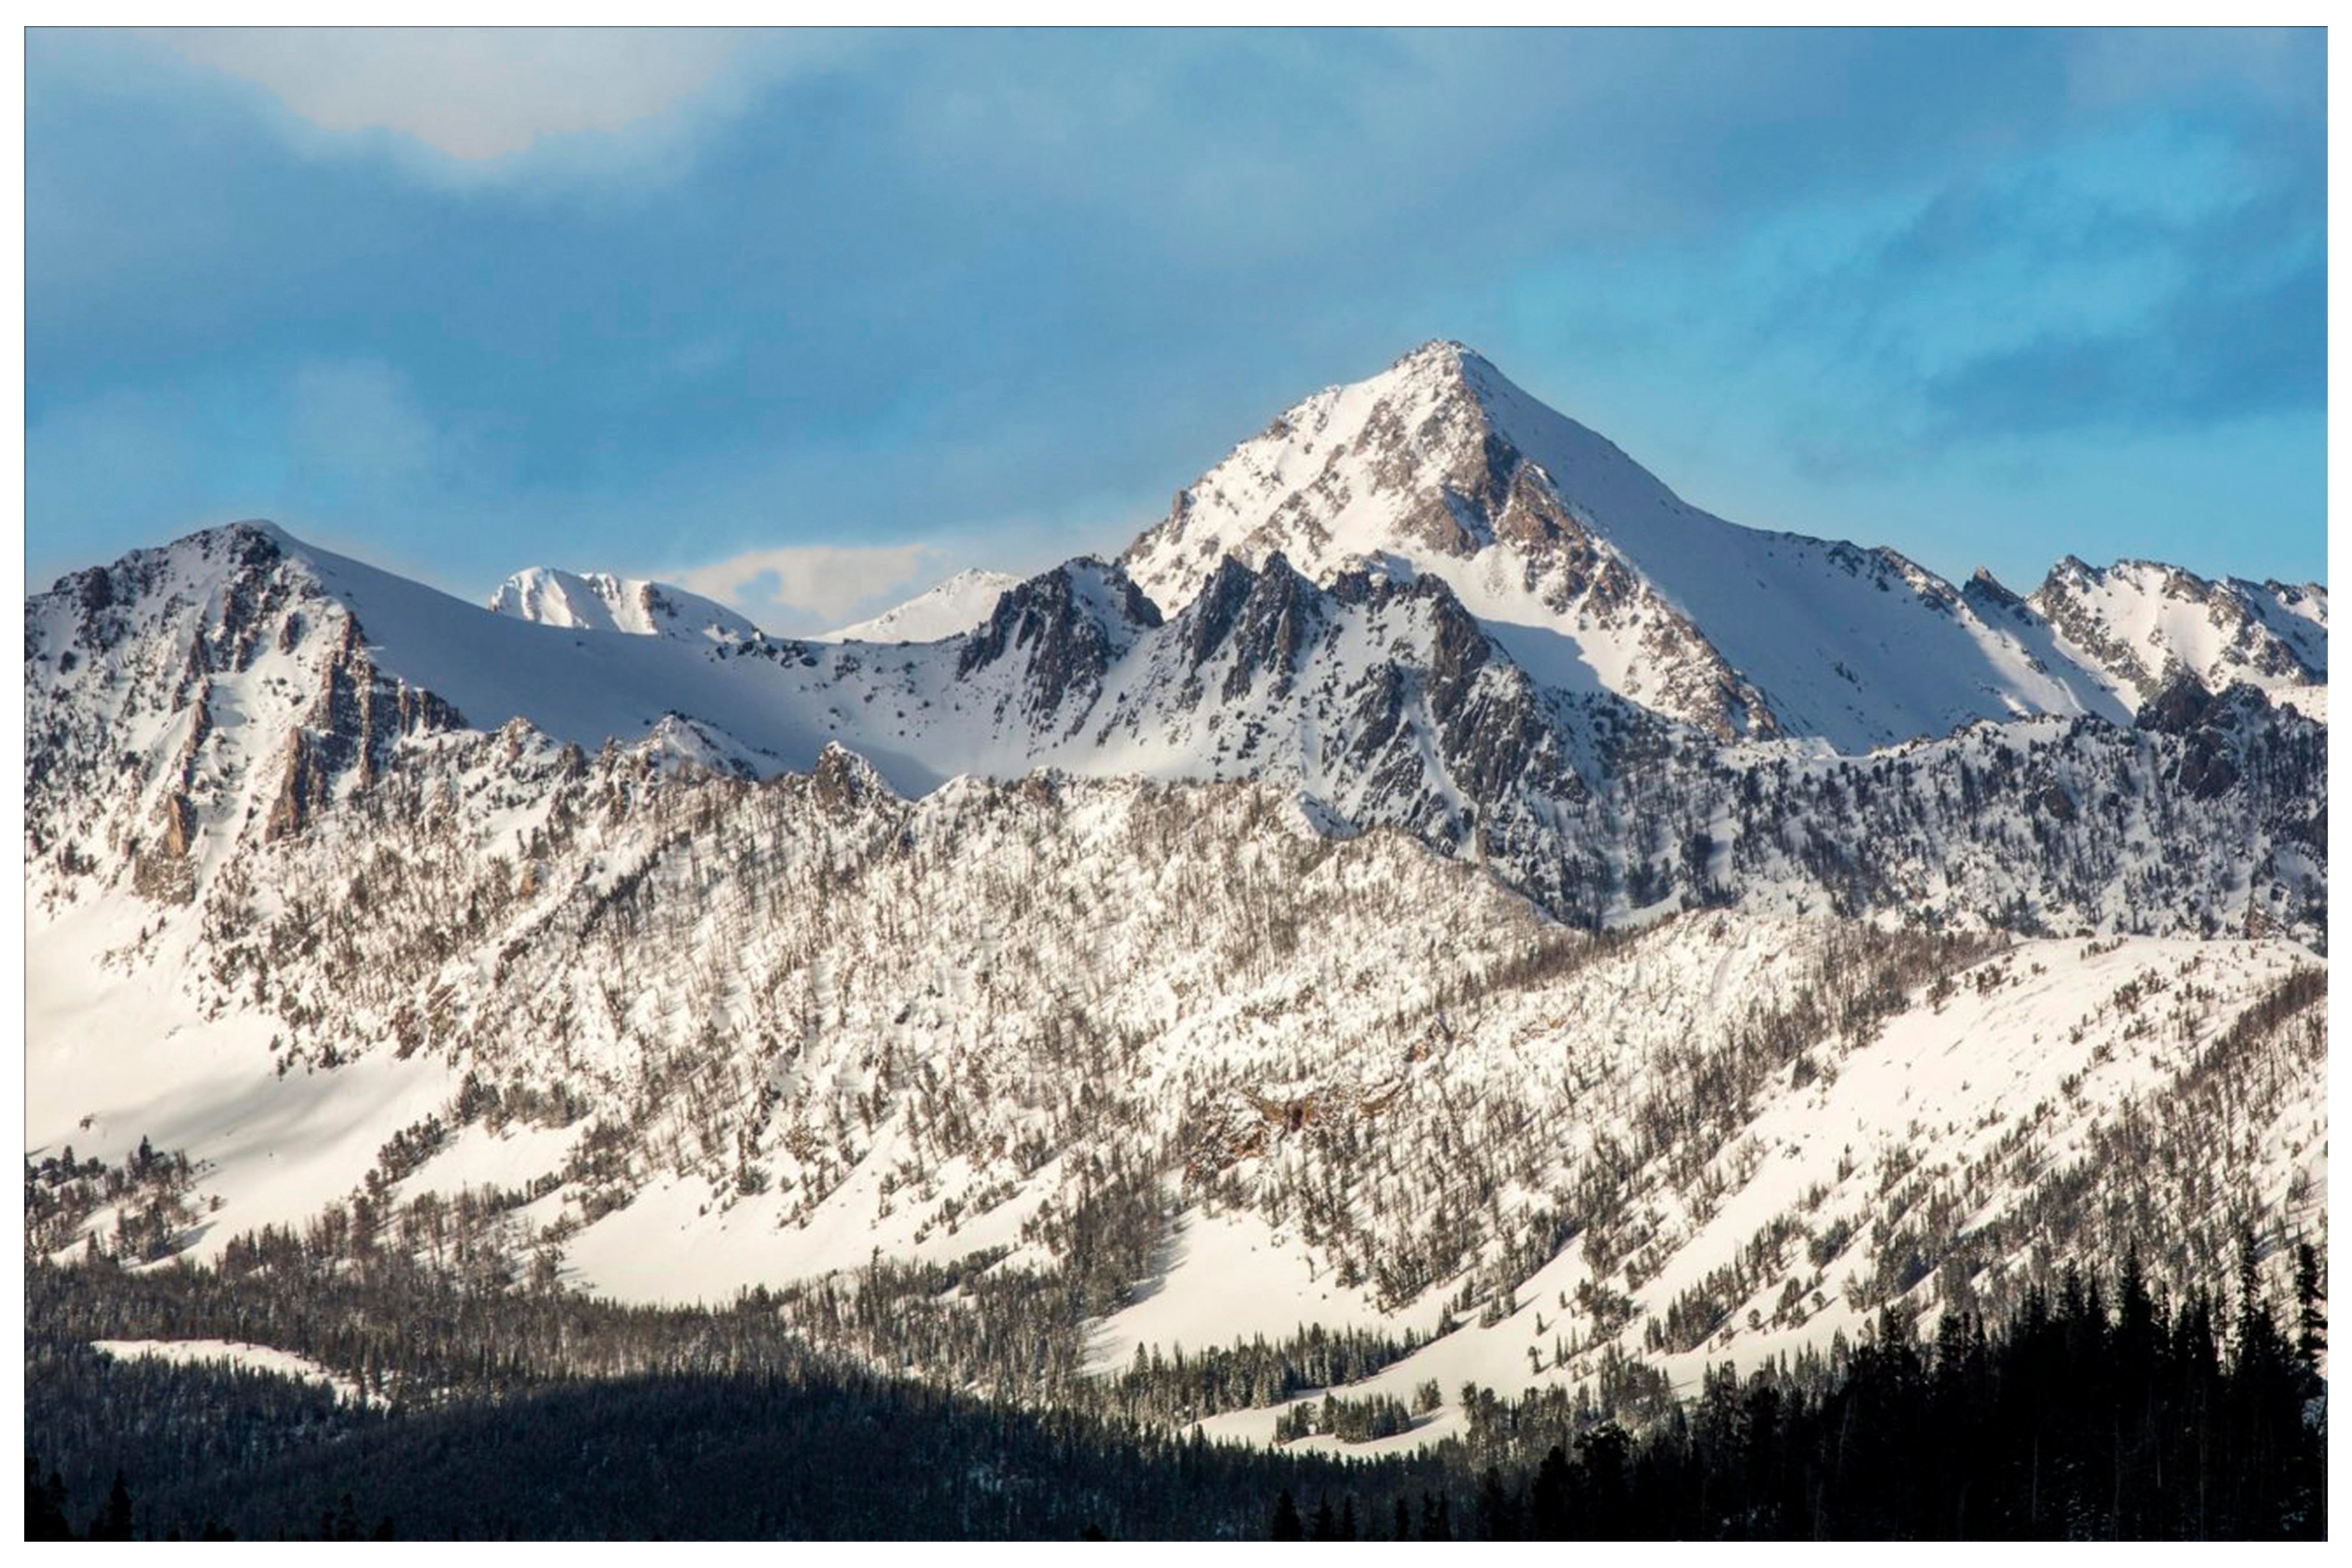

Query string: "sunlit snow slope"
[[813, 569, 1025, 644], [489, 563, 761, 645]]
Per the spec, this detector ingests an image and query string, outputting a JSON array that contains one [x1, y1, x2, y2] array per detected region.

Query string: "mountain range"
[[24, 341, 2327, 1455]]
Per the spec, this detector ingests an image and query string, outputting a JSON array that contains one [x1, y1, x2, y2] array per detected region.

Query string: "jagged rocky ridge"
[[25, 521, 2326, 942], [2020, 556, 2326, 721]]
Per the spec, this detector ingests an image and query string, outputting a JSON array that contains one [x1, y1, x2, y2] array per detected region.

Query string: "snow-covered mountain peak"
[[1390, 335, 1485, 374], [963, 556, 1162, 659], [2027, 555, 2327, 721], [488, 564, 759, 645], [1961, 565, 2032, 619], [218, 516, 297, 549], [814, 567, 1024, 644], [1122, 344, 2163, 747]]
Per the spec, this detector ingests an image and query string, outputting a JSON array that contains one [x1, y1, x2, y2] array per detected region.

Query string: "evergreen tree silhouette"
[[25, 1456, 75, 1541], [91, 1469, 133, 1541], [2292, 1241, 2325, 1374], [1528, 1444, 1572, 1539]]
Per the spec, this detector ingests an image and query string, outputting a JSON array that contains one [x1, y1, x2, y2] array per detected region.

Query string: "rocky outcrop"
[[2034, 557, 2326, 707], [957, 558, 1162, 723], [263, 611, 465, 840], [1215, 554, 1320, 703]]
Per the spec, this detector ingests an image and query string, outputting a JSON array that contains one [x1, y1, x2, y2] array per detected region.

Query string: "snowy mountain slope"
[[489, 564, 761, 645], [1122, 342, 2158, 747], [24, 521, 940, 850], [24, 723, 2324, 1436], [1189, 930, 2325, 1456], [813, 569, 1023, 644], [2024, 556, 2328, 723], [91, 1340, 380, 1407]]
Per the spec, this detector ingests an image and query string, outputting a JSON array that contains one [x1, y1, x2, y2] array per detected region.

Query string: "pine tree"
[[1529, 1444, 1572, 1539], [1268, 1488, 1302, 1541], [91, 1469, 133, 1541], [2234, 1228, 2276, 1366], [2292, 1241, 2325, 1375], [1477, 1465, 1522, 1540], [25, 1456, 74, 1541]]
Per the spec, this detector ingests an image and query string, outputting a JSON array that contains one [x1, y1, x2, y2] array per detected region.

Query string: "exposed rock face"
[[2134, 675, 2297, 808], [1212, 554, 1319, 704], [1179, 555, 1260, 673], [158, 791, 198, 859], [258, 613, 465, 840], [956, 558, 1162, 724], [266, 728, 331, 841], [26, 521, 467, 870], [2135, 672, 2222, 737], [1963, 566, 2031, 619]]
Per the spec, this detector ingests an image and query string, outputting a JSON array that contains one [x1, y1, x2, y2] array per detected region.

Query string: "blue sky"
[[25, 27, 2326, 632]]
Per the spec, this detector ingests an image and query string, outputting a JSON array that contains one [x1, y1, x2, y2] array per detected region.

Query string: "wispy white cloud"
[[151, 26, 850, 176], [673, 541, 960, 633]]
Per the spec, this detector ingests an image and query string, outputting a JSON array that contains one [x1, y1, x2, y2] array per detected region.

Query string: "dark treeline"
[[25, 1356, 1376, 1541], [27, 1240, 2323, 1539], [25, 1253, 1431, 1540], [1273, 1241, 2327, 1541]]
